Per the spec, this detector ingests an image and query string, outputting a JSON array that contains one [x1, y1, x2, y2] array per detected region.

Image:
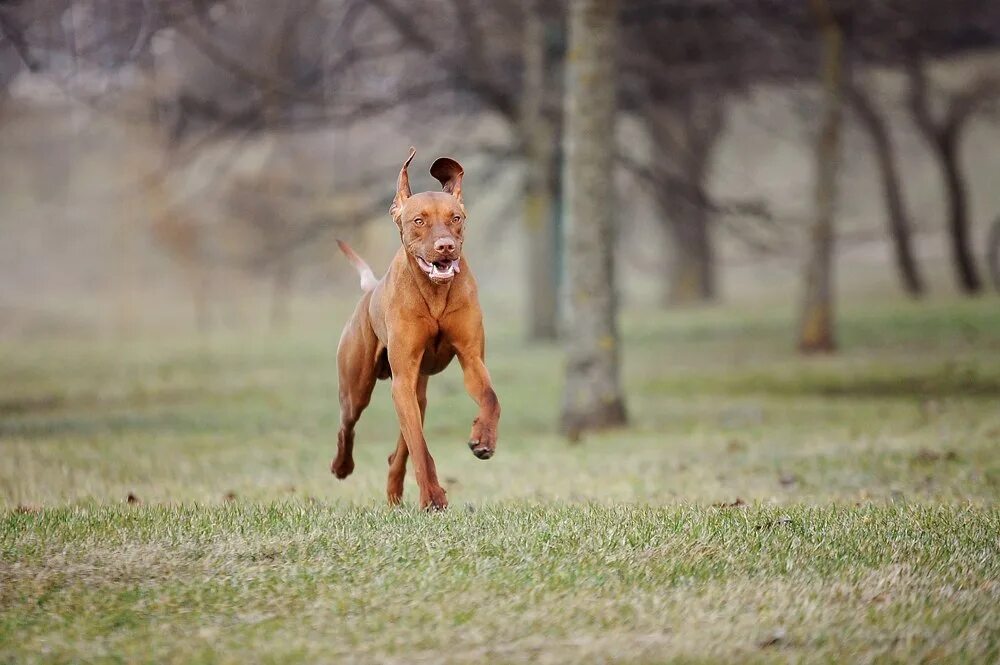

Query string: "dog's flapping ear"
[[389, 147, 417, 225], [430, 157, 464, 204]]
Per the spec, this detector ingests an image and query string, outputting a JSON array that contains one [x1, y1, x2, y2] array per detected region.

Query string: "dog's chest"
[[420, 332, 455, 375]]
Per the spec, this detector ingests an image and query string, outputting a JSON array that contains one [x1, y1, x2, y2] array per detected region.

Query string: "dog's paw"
[[468, 418, 497, 460], [330, 455, 355, 479], [387, 465, 405, 505], [420, 486, 448, 511], [467, 439, 495, 460]]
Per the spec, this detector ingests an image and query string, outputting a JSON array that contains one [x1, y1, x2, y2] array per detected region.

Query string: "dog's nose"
[[434, 237, 456, 254]]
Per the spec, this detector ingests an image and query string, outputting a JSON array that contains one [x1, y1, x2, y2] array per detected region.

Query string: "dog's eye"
[[451, 215, 462, 224], [412, 218, 424, 226]]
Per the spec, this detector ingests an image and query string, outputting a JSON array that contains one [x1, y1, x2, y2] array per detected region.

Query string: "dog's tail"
[[337, 240, 378, 292]]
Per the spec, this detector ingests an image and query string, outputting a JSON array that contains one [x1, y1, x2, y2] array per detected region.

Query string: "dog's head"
[[389, 147, 466, 284]]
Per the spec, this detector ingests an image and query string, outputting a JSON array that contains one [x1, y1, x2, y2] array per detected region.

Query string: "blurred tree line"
[[1, 0, 999, 434]]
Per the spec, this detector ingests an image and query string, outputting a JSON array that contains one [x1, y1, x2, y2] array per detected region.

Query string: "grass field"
[[2, 295, 999, 662]]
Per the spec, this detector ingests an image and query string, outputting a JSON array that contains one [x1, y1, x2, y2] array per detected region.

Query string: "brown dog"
[[332, 148, 500, 510]]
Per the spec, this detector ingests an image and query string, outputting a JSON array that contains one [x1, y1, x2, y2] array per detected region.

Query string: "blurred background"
[[1, 0, 999, 447], [2, 0, 999, 329]]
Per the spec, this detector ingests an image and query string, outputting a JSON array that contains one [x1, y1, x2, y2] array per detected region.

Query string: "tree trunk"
[[521, 0, 560, 341], [937, 131, 982, 294], [644, 94, 723, 306], [798, 0, 843, 354], [666, 197, 714, 305], [905, 56, 986, 296], [988, 215, 1000, 293], [559, 0, 627, 435], [847, 83, 925, 297], [655, 182, 714, 306]]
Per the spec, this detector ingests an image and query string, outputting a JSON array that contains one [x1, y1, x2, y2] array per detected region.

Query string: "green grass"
[[4, 504, 999, 663], [2, 295, 1000, 662]]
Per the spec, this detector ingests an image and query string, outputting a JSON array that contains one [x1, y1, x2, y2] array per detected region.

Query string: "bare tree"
[[560, 0, 626, 435], [223, 159, 369, 331], [989, 216, 1000, 292], [798, 0, 845, 354], [905, 53, 999, 295], [642, 91, 725, 305], [619, 0, 788, 307], [846, 78, 925, 297], [520, 0, 562, 339]]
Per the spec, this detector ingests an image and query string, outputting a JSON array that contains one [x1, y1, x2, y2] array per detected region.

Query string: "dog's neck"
[[401, 249, 457, 319]]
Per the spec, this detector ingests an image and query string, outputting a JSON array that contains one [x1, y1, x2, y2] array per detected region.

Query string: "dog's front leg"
[[455, 342, 500, 460], [388, 343, 447, 510], [386, 374, 427, 506]]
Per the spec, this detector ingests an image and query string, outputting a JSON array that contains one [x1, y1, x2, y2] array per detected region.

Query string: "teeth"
[[418, 257, 458, 279], [432, 262, 454, 277]]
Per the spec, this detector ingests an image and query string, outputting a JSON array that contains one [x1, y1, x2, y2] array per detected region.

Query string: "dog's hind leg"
[[386, 374, 427, 505], [331, 325, 378, 480]]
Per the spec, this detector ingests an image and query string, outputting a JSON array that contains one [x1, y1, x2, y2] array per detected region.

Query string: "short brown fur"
[[332, 148, 500, 510]]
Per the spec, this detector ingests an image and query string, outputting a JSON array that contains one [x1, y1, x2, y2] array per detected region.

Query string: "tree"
[[619, 3, 746, 307], [905, 53, 998, 295], [559, 0, 626, 435], [989, 216, 1000, 293], [798, 0, 845, 354], [520, 0, 563, 339], [846, 78, 925, 297], [642, 91, 725, 305]]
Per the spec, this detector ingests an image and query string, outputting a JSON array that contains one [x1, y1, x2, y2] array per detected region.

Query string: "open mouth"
[[416, 256, 460, 281]]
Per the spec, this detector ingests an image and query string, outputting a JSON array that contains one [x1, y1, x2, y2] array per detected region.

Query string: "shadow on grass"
[[0, 394, 66, 416]]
